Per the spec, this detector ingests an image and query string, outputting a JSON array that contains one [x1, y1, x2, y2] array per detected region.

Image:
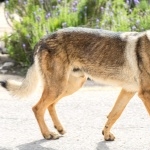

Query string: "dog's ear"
[[146, 30, 150, 41]]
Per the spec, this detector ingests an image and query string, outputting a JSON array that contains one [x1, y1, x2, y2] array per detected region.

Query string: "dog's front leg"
[[102, 89, 135, 141]]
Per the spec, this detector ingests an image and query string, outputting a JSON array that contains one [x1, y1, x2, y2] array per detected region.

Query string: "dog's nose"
[[0, 81, 7, 88]]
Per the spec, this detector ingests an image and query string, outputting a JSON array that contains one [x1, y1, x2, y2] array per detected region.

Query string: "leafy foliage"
[[3, 0, 150, 65]]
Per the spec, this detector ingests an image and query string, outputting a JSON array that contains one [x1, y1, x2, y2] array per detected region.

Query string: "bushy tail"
[[2, 56, 42, 98]]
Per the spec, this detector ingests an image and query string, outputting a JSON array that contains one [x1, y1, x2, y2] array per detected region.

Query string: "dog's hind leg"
[[32, 51, 72, 140], [48, 103, 65, 135], [32, 78, 70, 140], [32, 85, 61, 140], [102, 89, 135, 141], [48, 73, 87, 135]]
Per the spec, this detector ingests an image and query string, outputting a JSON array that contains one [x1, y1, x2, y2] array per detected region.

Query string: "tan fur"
[[2, 27, 150, 141]]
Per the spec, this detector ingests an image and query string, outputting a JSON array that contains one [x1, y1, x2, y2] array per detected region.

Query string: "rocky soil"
[[0, 2, 25, 76], [0, 41, 26, 76]]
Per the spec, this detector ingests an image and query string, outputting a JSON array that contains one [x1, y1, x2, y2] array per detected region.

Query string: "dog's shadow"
[[16, 139, 57, 150], [97, 141, 111, 150], [1, 139, 111, 150]]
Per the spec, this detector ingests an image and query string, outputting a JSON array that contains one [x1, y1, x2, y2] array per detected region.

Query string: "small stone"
[[0, 41, 5, 50], [0, 70, 8, 74], [2, 62, 15, 69], [1, 48, 8, 54], [3, 62, 14, 67]]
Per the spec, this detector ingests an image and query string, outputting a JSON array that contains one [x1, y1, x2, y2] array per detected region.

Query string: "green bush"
[[4, 0, 87, 65], [3, 0, 150, 66]]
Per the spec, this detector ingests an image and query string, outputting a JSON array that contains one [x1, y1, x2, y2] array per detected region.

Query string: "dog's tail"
[[0, 56, 43, 98]]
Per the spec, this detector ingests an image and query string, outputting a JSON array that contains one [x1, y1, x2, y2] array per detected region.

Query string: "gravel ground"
[[0, 74, 150, 150], [1, 3, 150, 150]]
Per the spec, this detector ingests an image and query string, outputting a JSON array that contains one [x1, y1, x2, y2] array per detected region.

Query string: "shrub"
[[3, 0, 150, 66], [4, 0, 88, 65]]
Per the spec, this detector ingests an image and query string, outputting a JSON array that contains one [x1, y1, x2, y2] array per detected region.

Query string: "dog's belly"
[[71, 65, 139, 92], [86, 74, 139, 92]]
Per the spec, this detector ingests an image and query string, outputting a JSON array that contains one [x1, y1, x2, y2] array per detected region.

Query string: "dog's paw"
[[43, 132, 60, 140], [102, 130, 115, 141], [54, 125, 66, 135], [58, 129, 66, 135], [0, 81, 7, 88]]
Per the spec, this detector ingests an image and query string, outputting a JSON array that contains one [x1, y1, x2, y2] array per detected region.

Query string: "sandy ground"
[[0, 74, 150, 150], [1, 2, 150, 150]]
